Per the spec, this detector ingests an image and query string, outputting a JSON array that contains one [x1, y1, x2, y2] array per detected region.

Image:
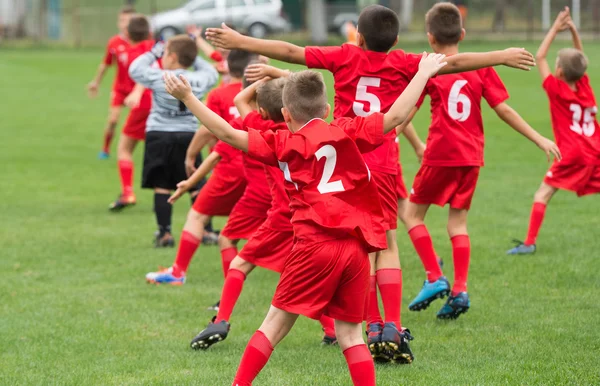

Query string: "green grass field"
[[1, 42, 599, 385]]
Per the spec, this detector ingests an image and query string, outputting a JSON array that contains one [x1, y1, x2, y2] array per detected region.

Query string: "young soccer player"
[[508, 8, 599, 255], [129, 35, 218, 247], [87, 6, 134, 159], [400, 3, 561, 320], [108, 15, 154, 211], [164, 52, 446, 386], [206, 4, 536, 362]]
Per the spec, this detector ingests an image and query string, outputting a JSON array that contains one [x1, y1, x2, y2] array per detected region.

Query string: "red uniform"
[[206, 82, 242, 123], [221, 115, 272, 240], [120, 39, 155, 141], [247, 114, 387, 323], [104, 35, 131, 107], [542, 74, 600, 196], [306, 44, 423, 229], [410, 68, 509, 210], [192, 139, 246, 216]]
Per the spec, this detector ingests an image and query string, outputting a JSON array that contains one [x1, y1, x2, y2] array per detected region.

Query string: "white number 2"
[[229, 106, 240, 119], [353, 77, 381, 117], [448, 80, 471, 122], [315, 145, 345, 194], [569, 104, 597, 137]]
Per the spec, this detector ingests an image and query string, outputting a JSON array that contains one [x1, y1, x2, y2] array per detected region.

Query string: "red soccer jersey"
[[305, 44, 422, 174], [247, 114, 387, 252], [243, 111, 293, 230], [206, 82, 242, 122], [417, 67, 509, 166], [104, 35, 130, 93], [212, 140, 244, 175], [121, 39, 155, 109], [543, 74, 600, 165]]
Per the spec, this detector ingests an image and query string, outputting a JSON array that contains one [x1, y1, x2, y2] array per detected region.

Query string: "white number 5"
[[316, 145, 345, 194], [353, 77, 381, 117], [448, 80, 471, 122]]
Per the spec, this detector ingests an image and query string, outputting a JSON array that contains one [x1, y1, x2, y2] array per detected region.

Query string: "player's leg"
[[218, 233, 239, 278], [153, 187, 175, 248], [108, 134, 139, 211], [232, 306, 299, 386], [319, 315, 337, 345], [99, 104, 121, 159], [365, 251, 385, 359], [336, 320, 376, 386]]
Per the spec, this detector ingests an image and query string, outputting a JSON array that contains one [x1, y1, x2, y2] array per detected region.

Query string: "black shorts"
[[142, 131, 204, 191]]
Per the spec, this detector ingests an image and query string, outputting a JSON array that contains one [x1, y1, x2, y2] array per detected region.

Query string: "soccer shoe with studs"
[[202, 231, 220, 246], [380, 323, 414, 364], [108, 194, 136, 212], [154, 231, 175, 248], [409, 276, 450, 311], [98, 151, 110, 160], [321, 334, 338, 346], [190, 316, 230, 350], [437, 292, 470, 320], [506, 239, 536, 255], [145, 266, 185, 285], [366, 322, 390, 363]]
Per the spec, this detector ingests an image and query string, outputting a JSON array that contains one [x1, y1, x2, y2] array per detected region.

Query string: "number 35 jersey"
[[417, 67, 508, 167], [305, 44, 423, 174], [543, 74, 600, 165], [247, 114, 387, 252]]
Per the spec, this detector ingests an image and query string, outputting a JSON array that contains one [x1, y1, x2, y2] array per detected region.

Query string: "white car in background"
[[151, 0, 291, 39]]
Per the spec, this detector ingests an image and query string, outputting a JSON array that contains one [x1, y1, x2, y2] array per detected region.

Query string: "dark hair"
[[357, 5, 399, 52], [167, 35, 198, 67], [120, 5, 136, 14], [127, 15, 150, 43], [426, 2, 463, 45], [557, 48, 588, 82], [227, 50, 257, 78], [257, 78, 286, 122], [282, 71, 328, 123]]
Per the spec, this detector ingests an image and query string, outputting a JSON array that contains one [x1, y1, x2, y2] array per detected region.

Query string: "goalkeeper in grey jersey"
[[129, 35, 218, 247]]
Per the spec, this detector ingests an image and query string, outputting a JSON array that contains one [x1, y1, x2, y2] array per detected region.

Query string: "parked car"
[[151, 0, 291, 39], [326, 1, 359, 36]]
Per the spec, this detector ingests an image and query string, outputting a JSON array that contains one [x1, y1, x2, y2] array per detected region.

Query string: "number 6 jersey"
[[543, 74, 600, 165], [246, 114, 388, 252]]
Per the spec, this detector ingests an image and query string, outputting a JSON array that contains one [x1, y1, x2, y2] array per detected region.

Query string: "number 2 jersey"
[[305, 44, 423, 174], [247, 114, 388, 252], [543, 74, 600, 165], [416, 67, 509, 166]]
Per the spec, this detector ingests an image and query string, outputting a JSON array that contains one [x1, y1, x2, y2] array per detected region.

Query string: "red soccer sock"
[[408, 224, 443, 283], [343, 344, 376, 386], [366, 275, 383, 326], [118, 160, 134, 197], [216, 268, 246, 323], [232, 330, 273, 386], [524, 202, 547, 246], [319, 315, 336, 338], [172, 231, 201, 277], [220, 247, 238, 278], [103, 131, 113, 154], [376, 268, 402, 329], [451, 235, 470, 296]]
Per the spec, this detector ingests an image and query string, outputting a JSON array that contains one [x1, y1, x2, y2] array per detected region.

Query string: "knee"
[[218, 233, 234, 249], [533, 188, 552, 204], [230, 257, 254, 274]]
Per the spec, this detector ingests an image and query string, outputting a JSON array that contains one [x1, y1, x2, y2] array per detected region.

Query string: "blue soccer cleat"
[[506, 239, 536, 255], [409, 276, 450, 311], [437, 292, 470, 320], [145, 266, 185, 285], [98, 151, 110, 160]]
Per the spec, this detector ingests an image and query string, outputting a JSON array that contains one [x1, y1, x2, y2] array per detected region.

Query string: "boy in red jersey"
[[508, 8, 600, 255], [206, 4, 536, 363], [400, 3, 560, 320], [87, 6, 134, 159], [108, 15, 155, 211], [164, 53, 447, 386]]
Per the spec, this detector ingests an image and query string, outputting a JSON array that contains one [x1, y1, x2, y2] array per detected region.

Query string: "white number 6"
[[448, 80, 471, 122]]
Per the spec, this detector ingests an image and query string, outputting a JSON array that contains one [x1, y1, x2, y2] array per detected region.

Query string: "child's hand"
[[168, 180, 192, 204], [245, 64, 286, 82], [205, 23, 243, 49], [164, 72, 193, 101], [415, 143, 426, 163], [124, 90, 142, 109], [502, 48, 536, 70], [87, 81, 99, 98], [417, 52, 448, 78], [187, 25, 203, 39], [185, 155, 197, 177], [537, 137, 562, 162], [552, 7, 571, 32]]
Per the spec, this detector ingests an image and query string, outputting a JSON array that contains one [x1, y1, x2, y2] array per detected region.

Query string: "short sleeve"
[[247, 129, 280, 166], [482, 68, 509, 108], [305, 45, 346, 72], [243, 111, 268, 131], [333, 113, 384, 153], [205, 90, 221, 116], [103, 40, 114, 65], [542, 74, 560, 98], [403, 52, 422, 79]]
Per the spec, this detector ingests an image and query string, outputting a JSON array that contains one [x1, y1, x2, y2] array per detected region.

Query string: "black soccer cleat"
[[206, 300, 220, 311], [366, 322, 390, 363], [321, 334, 338, 346], [108, 194, 136, 212], [154, 231, 175, 248], [190, 317, 230, 350], [380, 323, 414, 364]]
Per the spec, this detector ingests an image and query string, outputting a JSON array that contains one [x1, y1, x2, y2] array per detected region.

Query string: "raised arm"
[[206, 23, 305, 65], [440, 48, 535, 74], [234, 78, 266, 119], [129, 50, 162, 88], [244, 63, 291, 83], [536, 7, 571, 80], [165, 72, 249, 152], [568, 19, 583, 51], [383, 53, 447, 134], [168, 151, 221, 204]]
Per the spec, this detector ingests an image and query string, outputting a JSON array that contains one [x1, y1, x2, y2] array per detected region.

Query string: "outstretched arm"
[[536, 7, 571, 80], [234, 78, 267, 119], [206, 23, 305, 65], [168, 151, 221, 204], [244, 63, 291, 83], [440, 48, 536, 74], [568, 19, 583, 51], [164, 72, 249, 152], [493, 102, 562, 161]]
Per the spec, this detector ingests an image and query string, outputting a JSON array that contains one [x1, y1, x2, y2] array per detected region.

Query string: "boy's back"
[[206, 82, 243, 123]]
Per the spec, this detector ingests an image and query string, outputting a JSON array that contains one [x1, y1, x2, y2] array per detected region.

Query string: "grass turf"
[[1, 42, 599, 385]]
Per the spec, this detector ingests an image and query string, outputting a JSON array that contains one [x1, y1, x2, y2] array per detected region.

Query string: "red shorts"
[[221, 210, 267, 240], [544, 163, 600, 196], [192, 175, 246, 216], [121, 107, 149, 141], [396, 165, 408, 200], [272, 237, 369, 323], [239, 221, 293, 273], [410, 165, 480, 210], [110, 89, 128, 107], [372, 171, 398, 230]]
